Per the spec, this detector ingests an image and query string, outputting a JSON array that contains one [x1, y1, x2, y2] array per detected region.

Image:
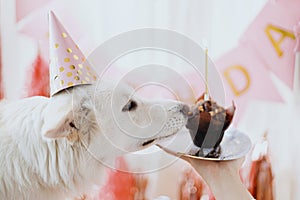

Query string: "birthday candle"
[[204, 48, 210, 101]]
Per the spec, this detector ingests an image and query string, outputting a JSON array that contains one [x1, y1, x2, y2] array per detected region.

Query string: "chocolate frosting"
[[186, 94, 236, 152]]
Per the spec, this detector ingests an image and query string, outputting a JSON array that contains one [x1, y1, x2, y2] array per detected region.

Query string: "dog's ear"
[[42, 94, 76, 140]]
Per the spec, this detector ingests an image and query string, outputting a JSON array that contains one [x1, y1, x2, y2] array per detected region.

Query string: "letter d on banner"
[[223, 65, 250, 97], [216, 43, 282, 123]]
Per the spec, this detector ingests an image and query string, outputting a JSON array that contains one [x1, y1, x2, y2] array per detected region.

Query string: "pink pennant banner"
[[241, 1, 300, 88], [216, 42, 282, 124], [16, 0, 50, 21], [277, 0, 300, 18]]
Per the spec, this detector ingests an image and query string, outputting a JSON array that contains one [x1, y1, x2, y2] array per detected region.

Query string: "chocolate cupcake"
[[186, 94, 235, 157]]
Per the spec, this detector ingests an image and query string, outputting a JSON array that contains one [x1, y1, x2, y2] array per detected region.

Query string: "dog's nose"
[[180, 104, 191, 116]]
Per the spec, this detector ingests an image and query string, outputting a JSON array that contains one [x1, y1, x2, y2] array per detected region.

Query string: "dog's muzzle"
[[179, 104, 191, 116]]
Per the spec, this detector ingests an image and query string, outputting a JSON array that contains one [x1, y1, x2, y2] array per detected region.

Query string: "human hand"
[[157, 144, 254, 200], [181, 156, 253, 200]]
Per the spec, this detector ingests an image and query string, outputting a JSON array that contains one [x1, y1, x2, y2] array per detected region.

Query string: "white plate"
[[157, 129, 252, 161]]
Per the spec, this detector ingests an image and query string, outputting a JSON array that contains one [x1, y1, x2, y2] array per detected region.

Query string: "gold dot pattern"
[[73, 55, 79, 60], [50, 25, 98, 96], [69, 65, 75, 70], [66, 72, 73, 77], [55, 68, 97, 89], [62, 32, 67, 38]]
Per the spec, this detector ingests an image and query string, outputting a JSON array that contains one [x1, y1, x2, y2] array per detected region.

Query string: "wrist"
[[203, 169, 253, 200]]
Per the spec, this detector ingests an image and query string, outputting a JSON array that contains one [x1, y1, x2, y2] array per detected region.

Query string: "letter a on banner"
[[241, 1, 300, 88], [216, 43, 282, 124], [265, 24, 295, 57]]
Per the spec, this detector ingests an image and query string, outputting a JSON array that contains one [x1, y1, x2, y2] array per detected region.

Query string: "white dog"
[[0, 80, 188, 200]]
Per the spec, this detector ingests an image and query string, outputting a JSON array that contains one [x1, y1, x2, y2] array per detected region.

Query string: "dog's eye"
[[122, 100, 137, 112]]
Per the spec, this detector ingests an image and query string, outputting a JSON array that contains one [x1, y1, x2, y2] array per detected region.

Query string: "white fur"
[[0, 81, 187, 199]]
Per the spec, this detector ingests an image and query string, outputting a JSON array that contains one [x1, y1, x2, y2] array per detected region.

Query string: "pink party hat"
[[49, 11, 97, 96]]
